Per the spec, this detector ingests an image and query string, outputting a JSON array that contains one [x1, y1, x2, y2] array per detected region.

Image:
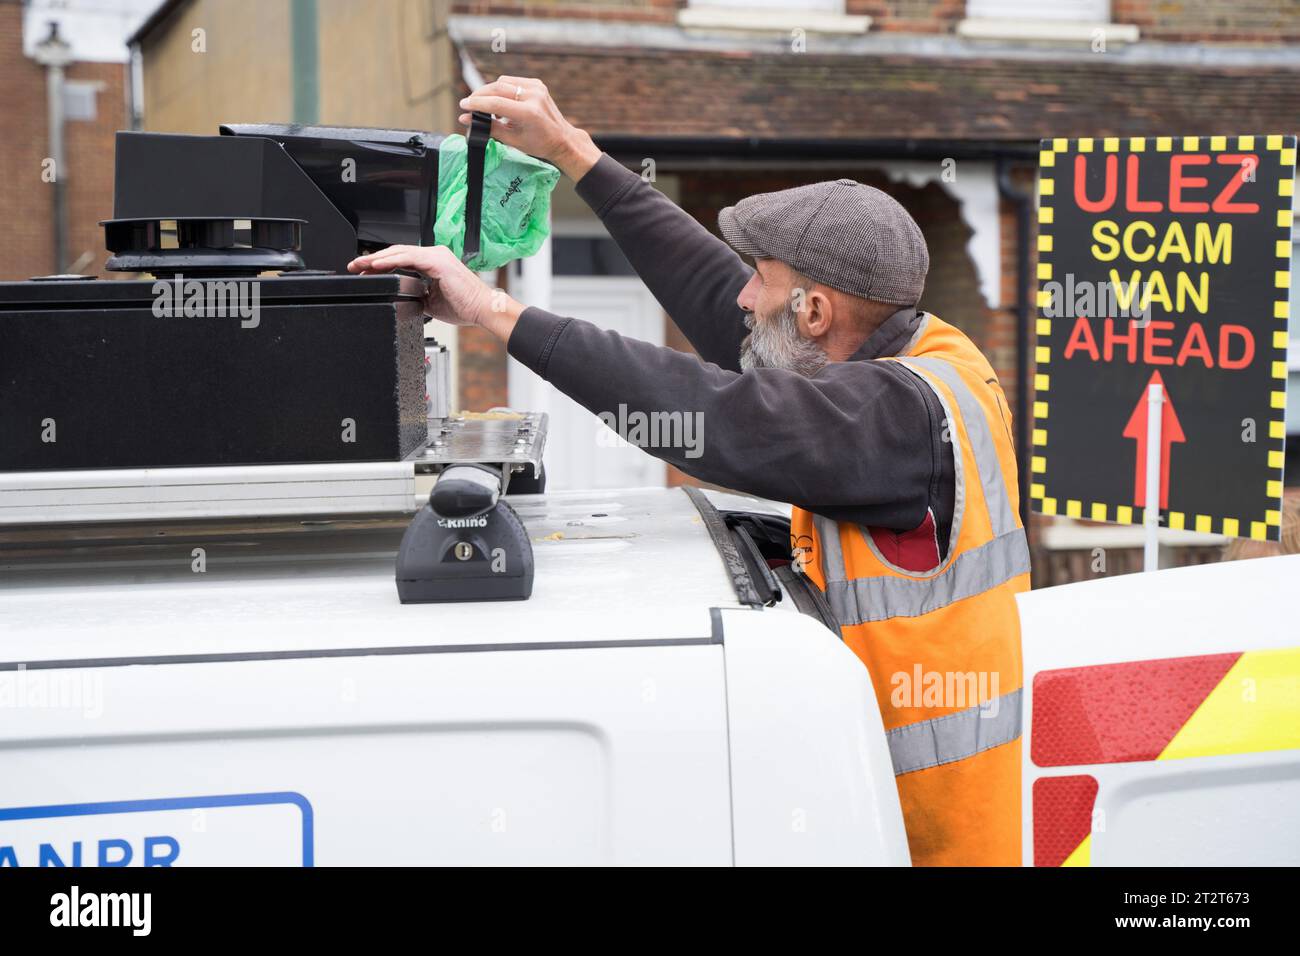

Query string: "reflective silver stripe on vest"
[[887, 687, 1023, 775], [812, 354, 1030, 626], [815, 520, 1031, 624], [898, 355, 1017, 538]]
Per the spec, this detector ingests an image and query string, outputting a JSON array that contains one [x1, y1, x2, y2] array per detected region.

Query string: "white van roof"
[[0, 487, 786, 669]]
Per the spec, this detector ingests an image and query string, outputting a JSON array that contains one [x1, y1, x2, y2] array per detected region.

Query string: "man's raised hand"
[[458, 75, 602, 181]]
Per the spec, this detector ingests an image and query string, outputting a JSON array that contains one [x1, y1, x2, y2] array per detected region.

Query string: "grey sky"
[[23, 0, 163, 62]]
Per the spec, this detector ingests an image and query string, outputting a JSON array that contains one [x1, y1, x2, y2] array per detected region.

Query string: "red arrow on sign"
[[1122, 370, 1186, 510]]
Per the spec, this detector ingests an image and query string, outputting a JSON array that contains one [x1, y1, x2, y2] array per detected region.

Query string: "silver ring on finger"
[[514, 85, 523, 100]]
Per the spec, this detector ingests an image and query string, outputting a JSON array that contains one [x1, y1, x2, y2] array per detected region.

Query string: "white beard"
[[739, 301, 829, 377]]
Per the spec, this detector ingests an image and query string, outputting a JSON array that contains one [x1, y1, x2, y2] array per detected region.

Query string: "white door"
[[509, 275, 667, 491]]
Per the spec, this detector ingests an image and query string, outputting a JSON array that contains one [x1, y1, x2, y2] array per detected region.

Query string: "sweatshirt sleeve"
[[509, 307, 943, 531], [573, 154, 753, 372]]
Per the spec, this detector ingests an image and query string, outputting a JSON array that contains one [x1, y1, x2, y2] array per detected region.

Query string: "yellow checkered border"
[[1032, 134, 1296, 542]]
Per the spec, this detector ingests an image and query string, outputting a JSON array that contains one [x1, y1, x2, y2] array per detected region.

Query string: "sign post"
[[1033, 135, 1296, 560], [1144, 381, 1163, 571]]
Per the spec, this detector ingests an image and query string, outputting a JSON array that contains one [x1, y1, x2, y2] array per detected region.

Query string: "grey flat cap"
[[718, 179, 929, 306]]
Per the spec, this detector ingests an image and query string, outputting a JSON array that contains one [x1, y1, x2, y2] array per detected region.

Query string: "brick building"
[[0, 0, 126, 282], [119, 0, 1300, 576]]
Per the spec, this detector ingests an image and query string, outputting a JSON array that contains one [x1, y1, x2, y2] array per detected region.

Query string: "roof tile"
[[464, 42, 1300, 143]]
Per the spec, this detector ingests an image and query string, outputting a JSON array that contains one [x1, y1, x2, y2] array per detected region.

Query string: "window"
[[959, 0, 1137, 43], [679, 1, 867, 34], [63, 81, 100, 122], [968, 0, 1109, 21], [689, 0, 843, 10], [552, 237, 636, 278]]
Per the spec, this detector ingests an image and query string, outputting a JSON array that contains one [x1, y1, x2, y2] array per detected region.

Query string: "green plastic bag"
[[434, 134, 560, 272]]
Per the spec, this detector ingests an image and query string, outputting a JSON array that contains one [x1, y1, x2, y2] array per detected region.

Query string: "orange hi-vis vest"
[[791, 312, 1031, 867]]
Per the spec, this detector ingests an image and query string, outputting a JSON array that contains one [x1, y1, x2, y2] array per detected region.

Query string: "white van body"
[[0, 488, 910, 867], [1018, 553, 1300, 867], [4, 478, 1296, 867]]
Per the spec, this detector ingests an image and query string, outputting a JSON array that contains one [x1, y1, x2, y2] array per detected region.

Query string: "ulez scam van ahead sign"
[[1033, 135, 1296, 541]]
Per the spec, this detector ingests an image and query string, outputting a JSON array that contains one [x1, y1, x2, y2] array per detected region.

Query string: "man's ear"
[[797, 287, 833, 339]]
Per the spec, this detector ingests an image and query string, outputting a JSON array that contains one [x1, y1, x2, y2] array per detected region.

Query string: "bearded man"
[[350, 77, 1031, 867]]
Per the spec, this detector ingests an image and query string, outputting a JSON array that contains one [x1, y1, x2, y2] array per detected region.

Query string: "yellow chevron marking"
[[1158, 648, 1300, 761], [1061, 835, 1092, 867]]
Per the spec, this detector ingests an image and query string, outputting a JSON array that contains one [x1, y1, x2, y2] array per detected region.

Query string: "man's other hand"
[[458, 76, 602, 181], [347, 245, 524, 341]]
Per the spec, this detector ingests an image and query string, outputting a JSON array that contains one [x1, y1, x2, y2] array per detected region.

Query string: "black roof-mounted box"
[[0, 123, 449, 472], [109, 124, 445, 275]]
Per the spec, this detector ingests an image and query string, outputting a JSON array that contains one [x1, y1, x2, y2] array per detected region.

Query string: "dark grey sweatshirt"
[[507, 154, 955, 548]]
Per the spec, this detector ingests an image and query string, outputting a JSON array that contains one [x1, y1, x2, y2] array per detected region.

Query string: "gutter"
[[996, 155, 1035, 541], [594, 135, 1038, 165]]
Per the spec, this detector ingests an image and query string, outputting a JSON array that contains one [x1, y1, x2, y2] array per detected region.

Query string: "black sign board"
[[1033, 135, 1296, 541]]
